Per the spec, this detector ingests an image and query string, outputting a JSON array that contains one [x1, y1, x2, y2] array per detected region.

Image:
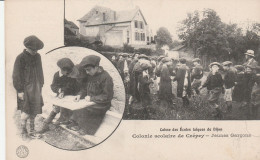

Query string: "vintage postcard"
[[5, 0, 260, 159]]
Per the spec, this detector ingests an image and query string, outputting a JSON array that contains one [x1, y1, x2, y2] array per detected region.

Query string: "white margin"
[[0, 1, 5, 160]]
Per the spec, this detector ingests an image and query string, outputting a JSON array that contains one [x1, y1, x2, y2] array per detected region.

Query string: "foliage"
[[122, 43, 135, 53], [135, 48, 153, 56], [155, 27, 173, 50], [178, 8, 260, 65]]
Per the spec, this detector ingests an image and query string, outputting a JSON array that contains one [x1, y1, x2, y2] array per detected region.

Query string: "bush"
[[64, 36, 83, 46], [123, 43, 135, 53], [135, 48, 153, 56]]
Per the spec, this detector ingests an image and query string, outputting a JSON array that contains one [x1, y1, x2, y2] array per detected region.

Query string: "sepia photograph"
[[4, 0, 260, 160], [65, 0, 260, 120], [12, 38, 125, 150]]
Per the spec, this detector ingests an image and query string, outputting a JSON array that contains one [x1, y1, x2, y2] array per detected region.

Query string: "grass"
[[123, 88, 259, 120]]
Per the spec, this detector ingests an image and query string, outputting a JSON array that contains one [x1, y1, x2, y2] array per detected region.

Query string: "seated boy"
[[39, 58, 79, 133], [67, 55, 114, 135]]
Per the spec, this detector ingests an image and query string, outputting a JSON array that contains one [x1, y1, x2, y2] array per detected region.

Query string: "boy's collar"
[[59, 70, 64, 77]]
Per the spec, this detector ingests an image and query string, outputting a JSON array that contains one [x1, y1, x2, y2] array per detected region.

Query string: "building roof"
[[78, 5, 147, 26], [64, 19, 79, 29], [171, 45, 185, 51]]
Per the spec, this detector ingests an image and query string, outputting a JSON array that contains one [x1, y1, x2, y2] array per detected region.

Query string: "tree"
[[155, 27, 173, 49], [178, 9, 260, 66]]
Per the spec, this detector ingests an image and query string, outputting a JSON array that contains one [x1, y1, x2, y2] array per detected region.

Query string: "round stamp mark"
[[16, 145, 29, 158]]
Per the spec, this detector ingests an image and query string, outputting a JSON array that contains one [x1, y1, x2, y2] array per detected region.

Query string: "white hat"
[[245, 50, 255, 57]]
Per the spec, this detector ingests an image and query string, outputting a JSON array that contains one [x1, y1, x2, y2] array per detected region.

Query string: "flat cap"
[[24, 35, 44, 50], [122, 53, 128, 57], [234, 65, 244, 72], [162, 57, 172, 63], [209, 62, 221, 68], [57, 58, 74, 70], [192, 58, 201, 63], [222, 61, 233, 66], [79, 55, 101, 67], [179, 58, 187, 64], [138, 54, 149, 60]]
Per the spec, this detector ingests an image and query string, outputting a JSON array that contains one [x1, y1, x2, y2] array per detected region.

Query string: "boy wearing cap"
[[13, 35, 44, 139], [136, 58, 154, 118], [173, 58, 191, 107], [158, 57, 175, 108], [191, 58, 203, 96], [128, 54, 151, 105], [68, 55, 114, 135], [222, 61, 236, 113], [38, 58, 79, 133], [200, 62, 224, 119]]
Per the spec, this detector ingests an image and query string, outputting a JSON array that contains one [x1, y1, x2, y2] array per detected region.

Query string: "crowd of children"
[[112, 49, 260, 120]]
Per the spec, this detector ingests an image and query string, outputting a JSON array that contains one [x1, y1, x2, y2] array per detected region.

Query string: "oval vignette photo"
[[14, 46, 125, 150]]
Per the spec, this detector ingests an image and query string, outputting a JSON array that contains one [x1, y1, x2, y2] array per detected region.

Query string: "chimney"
[[114, 11, 116, 21]]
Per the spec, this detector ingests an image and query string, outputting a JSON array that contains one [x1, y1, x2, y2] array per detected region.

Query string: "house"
[[65, 19, 79, 36], [78, 6, 154, 47]]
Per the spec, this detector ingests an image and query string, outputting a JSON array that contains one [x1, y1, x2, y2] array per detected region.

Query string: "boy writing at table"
[[67, 55, 114, 135], [38, 58, 79, 133]]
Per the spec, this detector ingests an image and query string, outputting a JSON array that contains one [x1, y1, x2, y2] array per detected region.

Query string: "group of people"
[[13, 35, 114, 139], [112, 49, 260, 120]]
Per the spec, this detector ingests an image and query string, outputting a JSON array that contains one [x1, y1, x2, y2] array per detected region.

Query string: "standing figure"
[[191, 58, 203, 96], [243, 50, 258, 117], [13, 35, 44, 139], [173, 58, 191, 107], [222, 61, 236, 113], [158, 57, 175, 108], [128, 53, 140, 105], [136, 55, 153, 118], [200, 62, 223, 119], [232, 65, 247, 107], [251, 66, 260, 119]]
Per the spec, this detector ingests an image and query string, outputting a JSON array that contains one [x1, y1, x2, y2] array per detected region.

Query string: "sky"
[[65, 0, 260, 40]]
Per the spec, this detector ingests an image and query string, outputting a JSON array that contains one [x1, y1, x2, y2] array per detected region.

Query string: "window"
[[96, 11, 98, 14], [140, 22, 143, 29], [140, 33, 145, 41], [135, 21, 138, 28], [147, 36, 149, 41], [127, 31, 129, 37], [135, 32, 138, 40]]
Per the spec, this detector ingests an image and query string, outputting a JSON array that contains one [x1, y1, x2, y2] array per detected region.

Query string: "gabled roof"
[[78, 6, 147, 26], [64, 19, 79, 29]]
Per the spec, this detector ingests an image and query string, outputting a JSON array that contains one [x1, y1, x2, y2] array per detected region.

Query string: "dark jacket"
[[202, 72, 223, 90], [232, 72, 246, 102], [51, 71, 79, 96], [12, 50, 44, 114], [78, 67, 114, 107], [13, 50, 44, 92], [159, 64, 174, 100], [223, 69, 236, 89], [191, 64, 203, 81], [174, 64, 191, 98]]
